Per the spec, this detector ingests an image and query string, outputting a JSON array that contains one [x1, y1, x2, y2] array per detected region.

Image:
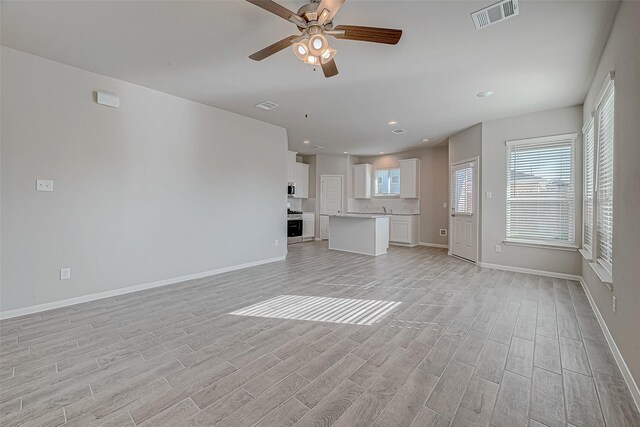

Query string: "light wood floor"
[[1, 242, 639, 427]]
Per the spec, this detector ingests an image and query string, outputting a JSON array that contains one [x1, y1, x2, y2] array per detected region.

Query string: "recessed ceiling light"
[[379, 152, 385, 154], [343, 151, 349, 154], [422, 138, 429, 142], [303, 140, 310, 144], [477, 90, 495, 98], [387, 121, 398, 125]]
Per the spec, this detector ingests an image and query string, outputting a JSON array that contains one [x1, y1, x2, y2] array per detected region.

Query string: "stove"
[[287, 209, 303, 244]]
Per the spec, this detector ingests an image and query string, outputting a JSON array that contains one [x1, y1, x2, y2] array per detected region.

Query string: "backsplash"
[[287, 198, 303, 211], [351, 198, 420, 215]]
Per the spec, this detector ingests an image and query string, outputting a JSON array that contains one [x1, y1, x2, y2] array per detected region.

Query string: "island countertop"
[[328, 214, 390, 219]]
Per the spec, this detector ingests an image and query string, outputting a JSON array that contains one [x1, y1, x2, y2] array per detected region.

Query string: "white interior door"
[[450, 160, 478, 262], [320, 175, 343, 215]]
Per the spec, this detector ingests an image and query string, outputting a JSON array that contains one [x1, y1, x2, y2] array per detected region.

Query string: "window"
[[596, 82, 614, 273], [583, 119, 595, 254], [453, 166, 473, 214], [505, 134, 577, 246], [375, 168, 400, 196]]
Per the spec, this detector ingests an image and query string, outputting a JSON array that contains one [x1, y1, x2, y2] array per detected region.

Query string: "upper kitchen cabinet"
[[287, 151, 297, 183], [353, 164, 372, 199], [294, 162, 309, 199], [399, 158, 421, 199]]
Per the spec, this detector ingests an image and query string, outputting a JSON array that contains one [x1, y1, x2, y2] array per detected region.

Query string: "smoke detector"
[[471, 0, 519, 30]]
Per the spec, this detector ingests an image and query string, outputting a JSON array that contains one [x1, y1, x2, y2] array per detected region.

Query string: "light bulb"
[[305, 55, 319, 65], [297, 45, 307, 55], [308, 34, 328, 56]]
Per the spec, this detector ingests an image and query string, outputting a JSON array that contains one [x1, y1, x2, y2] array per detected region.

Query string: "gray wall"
[[1, 47, 288, 312], [481, 106, 583, 276], [358, 145, 450, 246], [580, 1, 640, 385]]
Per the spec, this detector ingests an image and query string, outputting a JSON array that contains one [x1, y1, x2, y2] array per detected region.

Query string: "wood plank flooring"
[[1, 242, 639, 427]]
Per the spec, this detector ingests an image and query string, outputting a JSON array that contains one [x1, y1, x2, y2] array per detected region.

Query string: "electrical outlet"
[[439, 229, 447, 237], [60, 268, 71, 280], [36, 179, 54, 192], [486, 191, 492, 199], [274, 239, 279, 247], [495, 244, 502, 253], [443, 203, 447, 208], [612, 295, 616, 312]]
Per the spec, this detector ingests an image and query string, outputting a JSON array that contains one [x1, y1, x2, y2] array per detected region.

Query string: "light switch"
[[60, 268, 71, 280], [36, 179, 54, 192], [443, 203, 447, 208], [486, 191, 492, 199]]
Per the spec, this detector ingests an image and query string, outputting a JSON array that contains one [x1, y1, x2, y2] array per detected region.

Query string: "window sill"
[[589, 262, 613, 288], [579, 248, 594, 261], [373, 195, 400, 199], [503, 239, 579, 251]]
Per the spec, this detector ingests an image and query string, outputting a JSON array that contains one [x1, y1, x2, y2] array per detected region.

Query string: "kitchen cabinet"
[[287, 151, 297, 183], [399, 158, 421, 199], [294, 162, 309, 199], [320, 215, 330, 240], [389, 215, 419, 246], [302, 213, 315, 240], [353, 164, 372, 199]]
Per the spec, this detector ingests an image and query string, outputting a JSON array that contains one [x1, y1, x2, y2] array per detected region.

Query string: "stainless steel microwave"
[[287, 184, 295, 197]]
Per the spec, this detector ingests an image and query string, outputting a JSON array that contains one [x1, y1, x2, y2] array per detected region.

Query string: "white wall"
[[1, 47, 288, 313], [481, 106, 583, 276], [580, 1, 640, 386]]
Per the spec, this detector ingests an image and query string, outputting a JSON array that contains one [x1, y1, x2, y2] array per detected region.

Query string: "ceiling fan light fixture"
[[292, 40, 309, 61], [308, 34, 328, 56], [305, 55, 319, 65], [320, 47, 336, 64]]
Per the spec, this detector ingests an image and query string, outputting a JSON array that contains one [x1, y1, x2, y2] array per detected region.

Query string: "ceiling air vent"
[[255, 100, 279, 110], [471, 0, 519, 30], [391, 129, 407, 135], [313, 145, 324, 149]]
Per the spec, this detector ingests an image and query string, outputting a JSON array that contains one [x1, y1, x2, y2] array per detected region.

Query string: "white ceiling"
[[1, 0, 619, 155]]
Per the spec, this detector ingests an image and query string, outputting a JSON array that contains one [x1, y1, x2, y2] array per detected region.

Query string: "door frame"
[[449, 157, 480, 263]]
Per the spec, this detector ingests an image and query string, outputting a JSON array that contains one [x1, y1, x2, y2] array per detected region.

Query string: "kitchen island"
[[328, 214, 390, 256]]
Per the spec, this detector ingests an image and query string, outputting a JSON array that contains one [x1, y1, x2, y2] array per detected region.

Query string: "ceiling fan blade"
[[321, 59, 338, 78], [333, 25, 402, 45], [316, 0, 345, 25], [245, 0, 307, 27], [249, 35, 299, 61]]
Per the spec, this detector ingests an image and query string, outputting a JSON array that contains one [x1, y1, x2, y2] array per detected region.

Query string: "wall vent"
[[255, 100, 279, 110], [313, 145, 324, 149], [391, 129, 407, 135], [471, 0, 519, 30]]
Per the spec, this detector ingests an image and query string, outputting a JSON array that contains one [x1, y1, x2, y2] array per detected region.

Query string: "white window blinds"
[[597, 86, 614, 272], [583, 120, 595, 252], [453, 166, 473, 214], [506, 135, 576, 245]]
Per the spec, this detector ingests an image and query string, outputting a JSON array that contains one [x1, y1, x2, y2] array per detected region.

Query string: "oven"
[[287, 218, 303, 244]]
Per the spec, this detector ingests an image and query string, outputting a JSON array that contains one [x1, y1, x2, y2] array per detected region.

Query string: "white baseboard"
[[0, 256, 286, 320], [476, 262, 581, 281], [579, 278, 640, 412], [418, 242, 449, 249]]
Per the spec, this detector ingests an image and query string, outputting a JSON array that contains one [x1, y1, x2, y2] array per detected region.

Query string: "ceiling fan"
[[245, 0, 403, 78]]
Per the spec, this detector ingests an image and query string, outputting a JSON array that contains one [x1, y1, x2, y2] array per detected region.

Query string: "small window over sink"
[[375, 168, 400, 196]]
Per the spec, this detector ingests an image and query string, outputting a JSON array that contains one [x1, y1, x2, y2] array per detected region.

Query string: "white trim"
[[390, 242, 418, 248], [503, 239, 578, 251], [418, 242, 449, 249], [449, 156, 480, 263], [505, 132, 578, 146], [477, 262, 581, 281], [579, 277, 640, 413], [0, 256, 286, 320]]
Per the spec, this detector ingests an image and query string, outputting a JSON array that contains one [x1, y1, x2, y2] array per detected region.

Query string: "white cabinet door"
[[302, 214, 315, 239], [390, 220, 410, 243], [320, 215, 330, 240], [353, 164, 372, 199], [399, 159, 420, 199], [294, 163, 309, 199], [287, 151, 297, 183]]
